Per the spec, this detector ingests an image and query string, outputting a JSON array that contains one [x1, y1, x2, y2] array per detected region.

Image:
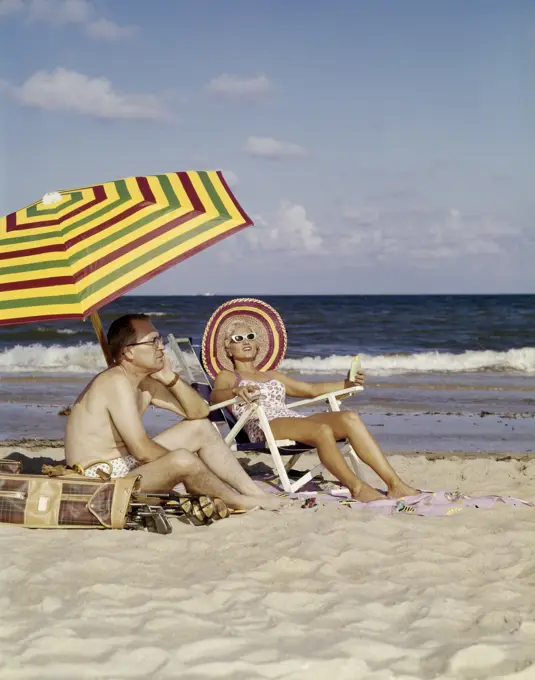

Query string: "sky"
[[0, 0, 534, 295]]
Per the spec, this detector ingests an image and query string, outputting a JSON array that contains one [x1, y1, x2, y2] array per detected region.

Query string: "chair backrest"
[[167, 335, 252, 443]]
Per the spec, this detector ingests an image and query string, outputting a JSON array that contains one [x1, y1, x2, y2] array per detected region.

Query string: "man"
[[65, 314, 286, 511]]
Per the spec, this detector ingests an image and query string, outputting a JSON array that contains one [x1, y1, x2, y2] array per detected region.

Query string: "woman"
[[205, 300, 418, 503]]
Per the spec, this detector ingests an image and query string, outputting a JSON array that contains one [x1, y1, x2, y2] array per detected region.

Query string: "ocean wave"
[[0, 343, 107, 373], [281, 348, 535, 375], [0, 344, 533, 375], [146, 312, 168, 317], [0, 342, 182, 374]]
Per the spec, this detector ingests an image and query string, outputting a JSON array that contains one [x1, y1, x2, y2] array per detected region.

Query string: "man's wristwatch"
[[164, 372, 180, 388]]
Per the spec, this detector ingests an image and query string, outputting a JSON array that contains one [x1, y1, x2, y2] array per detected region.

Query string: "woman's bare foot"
[[387, 482, 420, 499], [350, 482, 385, 503]]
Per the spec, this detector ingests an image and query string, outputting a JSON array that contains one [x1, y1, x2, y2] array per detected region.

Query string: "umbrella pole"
[[91, 312, 114, 367]]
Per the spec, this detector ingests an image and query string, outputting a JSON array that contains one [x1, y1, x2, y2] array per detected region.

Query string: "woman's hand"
[[232, 384, 261, 403], [344, 371, 365, 389]]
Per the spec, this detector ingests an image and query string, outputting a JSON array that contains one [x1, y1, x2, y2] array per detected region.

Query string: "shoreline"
[[1, 373, 533, 454], [1, 441, 534, 460]]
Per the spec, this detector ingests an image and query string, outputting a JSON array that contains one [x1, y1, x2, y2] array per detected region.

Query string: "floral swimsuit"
[[230, 372, 304, 442]]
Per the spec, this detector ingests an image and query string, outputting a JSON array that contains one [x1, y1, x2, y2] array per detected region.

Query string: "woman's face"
[[226, 325, 259, 362]]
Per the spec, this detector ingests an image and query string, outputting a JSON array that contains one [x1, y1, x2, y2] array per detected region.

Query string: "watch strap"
[[164, 372, 180, 389]]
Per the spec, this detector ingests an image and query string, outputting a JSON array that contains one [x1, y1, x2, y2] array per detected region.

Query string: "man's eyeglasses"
[[125, 335, 165, 348], [230, 332, 256, 343]]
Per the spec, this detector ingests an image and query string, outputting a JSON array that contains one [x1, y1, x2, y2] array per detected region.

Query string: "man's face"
[[124, 318, 165, 372]]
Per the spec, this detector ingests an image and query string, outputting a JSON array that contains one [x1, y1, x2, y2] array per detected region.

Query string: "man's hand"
[[150, 353, 179, 386], [344, 370, 365, 390], [232, 384, 261, 403]]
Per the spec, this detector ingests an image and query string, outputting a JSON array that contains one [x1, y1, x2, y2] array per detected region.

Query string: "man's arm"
[[145, 375, 209, 419], [107, 376, 169, 463], [148, 355, 209, 419]]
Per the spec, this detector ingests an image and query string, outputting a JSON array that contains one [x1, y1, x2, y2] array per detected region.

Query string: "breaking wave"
[[0, 343, 533, 375], [281, 348, 535, 375]]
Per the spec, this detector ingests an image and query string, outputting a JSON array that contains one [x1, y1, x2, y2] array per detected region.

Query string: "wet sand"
[[1, 373, 533, 453]]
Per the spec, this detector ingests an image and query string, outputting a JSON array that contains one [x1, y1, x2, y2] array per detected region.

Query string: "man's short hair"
[[107, 314, 151, 362]]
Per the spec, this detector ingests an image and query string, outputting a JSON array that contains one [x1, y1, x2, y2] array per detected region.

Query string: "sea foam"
[[0, 343, 533, 375], [281, 348, 535, 375]]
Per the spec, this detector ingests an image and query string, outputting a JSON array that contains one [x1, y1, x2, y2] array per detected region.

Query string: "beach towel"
[[254, 474, 534, 516]]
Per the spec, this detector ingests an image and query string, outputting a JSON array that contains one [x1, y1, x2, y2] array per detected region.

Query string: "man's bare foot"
[[387, 482, 420, 499], [252, 492, 293, 509], [350, 482, 385, 503], [231, 493, 292, 511]]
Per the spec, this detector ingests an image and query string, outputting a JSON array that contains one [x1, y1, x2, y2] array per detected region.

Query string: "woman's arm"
[[273, 370, 365, 399], [210, 370, 259, 405]]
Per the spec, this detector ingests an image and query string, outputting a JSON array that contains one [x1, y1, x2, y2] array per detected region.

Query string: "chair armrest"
[[286, 386, 363, 409], [208, 397, 238, 412]]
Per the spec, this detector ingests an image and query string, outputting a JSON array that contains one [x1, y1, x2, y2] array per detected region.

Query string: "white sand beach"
[[1, 445, 534, 680]]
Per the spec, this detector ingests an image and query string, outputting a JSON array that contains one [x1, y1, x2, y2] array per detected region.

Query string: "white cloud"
[[86, 17, 136, 40], [335, 203, 522, 265], [207, 74, 272, 97], [13, 68, 169, 121], [245, 136, 305, 159], [0, 0, 24, 16], [247, 202, 323, 253], [3, 0, 135, 39]]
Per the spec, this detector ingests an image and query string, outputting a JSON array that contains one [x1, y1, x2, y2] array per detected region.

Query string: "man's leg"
[[152, 419, 274, 498], [126, 448, 284, 510]]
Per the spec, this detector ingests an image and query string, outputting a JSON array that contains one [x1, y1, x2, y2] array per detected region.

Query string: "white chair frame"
[[209, 387, 365, 494], [167, 334, 366, 494]]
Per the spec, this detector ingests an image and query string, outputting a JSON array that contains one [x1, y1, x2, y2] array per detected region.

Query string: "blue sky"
[[1, 0, 534, 294]]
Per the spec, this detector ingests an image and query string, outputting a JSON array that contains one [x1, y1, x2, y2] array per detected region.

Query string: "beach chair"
[[167, 335, 366, 493]]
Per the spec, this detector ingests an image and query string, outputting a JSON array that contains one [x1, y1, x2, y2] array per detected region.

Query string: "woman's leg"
[[269, 417, 384, 502], [304, 411, 418, 498]]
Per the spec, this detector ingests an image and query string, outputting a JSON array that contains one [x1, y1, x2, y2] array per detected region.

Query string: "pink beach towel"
[[253, 475, 533, 517]]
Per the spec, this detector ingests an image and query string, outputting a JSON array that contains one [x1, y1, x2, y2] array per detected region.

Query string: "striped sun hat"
[[202, 298, 287, 379]]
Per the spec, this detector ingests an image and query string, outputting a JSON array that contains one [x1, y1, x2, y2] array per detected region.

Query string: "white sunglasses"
[[230, 332, 256, 343]]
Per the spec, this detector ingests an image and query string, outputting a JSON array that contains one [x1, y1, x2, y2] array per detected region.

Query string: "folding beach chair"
[[167, 335, 367, 493]]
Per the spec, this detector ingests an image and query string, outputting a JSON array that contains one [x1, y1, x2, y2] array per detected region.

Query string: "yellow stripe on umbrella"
[[0, 171, 253, 363]]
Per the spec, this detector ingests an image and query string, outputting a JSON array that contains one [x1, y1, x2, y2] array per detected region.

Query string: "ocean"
[[0, 295, 533, 451]]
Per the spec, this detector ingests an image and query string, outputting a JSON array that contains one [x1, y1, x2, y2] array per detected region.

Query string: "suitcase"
[[0, 459, 228, 533]]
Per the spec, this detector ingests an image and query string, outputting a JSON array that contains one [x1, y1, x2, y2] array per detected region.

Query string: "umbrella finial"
[[42, 191, 62, 205]]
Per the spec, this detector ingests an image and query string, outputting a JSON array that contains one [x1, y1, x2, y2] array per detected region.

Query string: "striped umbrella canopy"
[[0, 171, 252, 362]]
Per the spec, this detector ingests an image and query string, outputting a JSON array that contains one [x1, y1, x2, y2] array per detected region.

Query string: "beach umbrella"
[[0, 171, 252, 364]]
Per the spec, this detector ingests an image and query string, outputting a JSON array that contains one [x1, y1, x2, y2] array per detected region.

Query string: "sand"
[[1, 445, 535, 679]]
